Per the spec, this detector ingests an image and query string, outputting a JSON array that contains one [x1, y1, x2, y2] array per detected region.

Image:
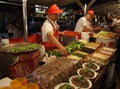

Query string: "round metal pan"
[[0, 43, 40, 54]]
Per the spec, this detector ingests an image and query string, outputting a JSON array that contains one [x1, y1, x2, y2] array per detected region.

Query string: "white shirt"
[[41, 18, 58, 42], [6, 24, 15, 33], [112, 18, 120, 26], [74, 17, 90, 33]]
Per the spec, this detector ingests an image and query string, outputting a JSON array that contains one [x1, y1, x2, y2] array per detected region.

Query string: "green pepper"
[[84, 68, 90, 73], [88, 61, 94, 67], [76, 76, 84, 82], [71, 53, 85, 59], [62, 84, 72, 89], [46, 51, 61, 57]]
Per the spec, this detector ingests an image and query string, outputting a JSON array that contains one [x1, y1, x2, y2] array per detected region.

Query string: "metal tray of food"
[[0, 43, 40, 54]]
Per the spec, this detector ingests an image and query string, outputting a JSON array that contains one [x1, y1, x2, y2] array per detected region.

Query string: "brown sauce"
[[71, 77, 89, 88]]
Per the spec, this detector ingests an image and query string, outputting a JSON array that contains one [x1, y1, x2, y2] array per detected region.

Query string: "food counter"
[[27, 41, 116, 89], [89, 49, 116, 89], [0, 39, 116, 89]]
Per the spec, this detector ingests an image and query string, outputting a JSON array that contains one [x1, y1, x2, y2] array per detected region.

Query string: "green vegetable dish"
[[6, 43, 40, 53], [71, 53, 85, 59], [70, 75, 90, 88], [47, 50, 61, 57], [65, 41, 84, 53], [59, 84, 74, 89]]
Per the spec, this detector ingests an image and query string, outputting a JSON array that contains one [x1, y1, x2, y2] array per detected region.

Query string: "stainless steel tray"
[[0, 43, 40, 54]]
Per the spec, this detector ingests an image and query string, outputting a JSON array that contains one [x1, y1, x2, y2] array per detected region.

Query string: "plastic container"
[[81, 32, 90, 42], [1, 39, 9, 45]]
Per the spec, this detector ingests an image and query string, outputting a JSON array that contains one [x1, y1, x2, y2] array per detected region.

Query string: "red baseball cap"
[[87, 10, 94, 16], [47, 4, 63, 14]]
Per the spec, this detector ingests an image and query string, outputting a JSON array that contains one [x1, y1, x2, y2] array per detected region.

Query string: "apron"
[[81, 22, 94, 38], [41, 19, 60, 51]]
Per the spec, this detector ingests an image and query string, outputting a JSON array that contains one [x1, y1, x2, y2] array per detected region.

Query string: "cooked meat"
[[80, 47, 94, 54], [71, 76, 89, 88], [78, 68, 94, 78], [85, 62, 98, 70], [33, 57, 83, 89]]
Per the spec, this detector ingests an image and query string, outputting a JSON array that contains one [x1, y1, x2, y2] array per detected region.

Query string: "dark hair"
[[99, 17, 104, 22], [8, 20, 18, 28], [107, 19, 113, 24]]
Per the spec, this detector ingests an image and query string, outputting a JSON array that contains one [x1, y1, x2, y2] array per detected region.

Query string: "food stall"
[[26, 41, 116, 89], [0, 0, 119, 89], [0, 40, 117, 89], [0, 36, 117, 88]]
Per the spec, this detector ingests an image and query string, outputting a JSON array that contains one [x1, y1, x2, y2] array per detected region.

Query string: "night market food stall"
[[0, 40, 117, 89], [0, 0, 120, 89]]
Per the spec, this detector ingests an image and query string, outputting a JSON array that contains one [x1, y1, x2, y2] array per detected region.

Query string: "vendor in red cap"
[[41, 4, 68, 56], [74, 10, 95, 33]]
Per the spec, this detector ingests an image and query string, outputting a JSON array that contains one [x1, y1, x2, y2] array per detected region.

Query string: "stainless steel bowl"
[[0, 43, 40, 53]]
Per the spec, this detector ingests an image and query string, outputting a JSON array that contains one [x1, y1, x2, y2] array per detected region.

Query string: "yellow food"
[[1, 77, 39, 89], [19, 85, 28, 89], [0, 87, 11, 89], [67, 55, 82, 60], [10, 78, 27, 89], [26, 82, 39, 89]]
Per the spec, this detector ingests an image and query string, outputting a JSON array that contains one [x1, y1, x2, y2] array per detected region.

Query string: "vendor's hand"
[[91, 30, 96, 33], [59, 30, 68, 35], [59, 31, 65, 35], [60, 47, 68, 56], [115, 33, 120, 37]]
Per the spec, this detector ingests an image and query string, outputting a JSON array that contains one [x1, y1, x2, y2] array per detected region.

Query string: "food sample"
[[0, 87, 11, 89], [47, 50, 62, 57], [98, 47, 116, 56], [88, 56, 106, 65], [67, 55, 83, 60], [33, 57, 83, 89], [0, 77, 39, 89], [89, 47, 116, 65], [10, 77, 27, 89], [93, 31, 117, 39], [82, 61, 100, 71], [80, 47, 95, 54], [25, 82, 39, 89], [77, 68, 98, 79], [67, 50, 87, 60], [92, 52, 109, 61], [73, 50, 88, 56], [69, 75, 92, 89], [65, 41, 85, 53], [85, 42, 100, 50], [54, 83, 77, 89]]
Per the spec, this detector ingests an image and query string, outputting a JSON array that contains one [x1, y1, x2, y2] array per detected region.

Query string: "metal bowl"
[[0, 43, 40, 54]]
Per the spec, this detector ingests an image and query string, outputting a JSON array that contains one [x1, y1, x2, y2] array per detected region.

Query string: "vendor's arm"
[[93, 26, 101, 30], [81, 17, 95, 33], [58, 30, 67, 35], [84, 25, 95, 33], [47, 31, 68, 56], [58, 31, 64, 35]]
